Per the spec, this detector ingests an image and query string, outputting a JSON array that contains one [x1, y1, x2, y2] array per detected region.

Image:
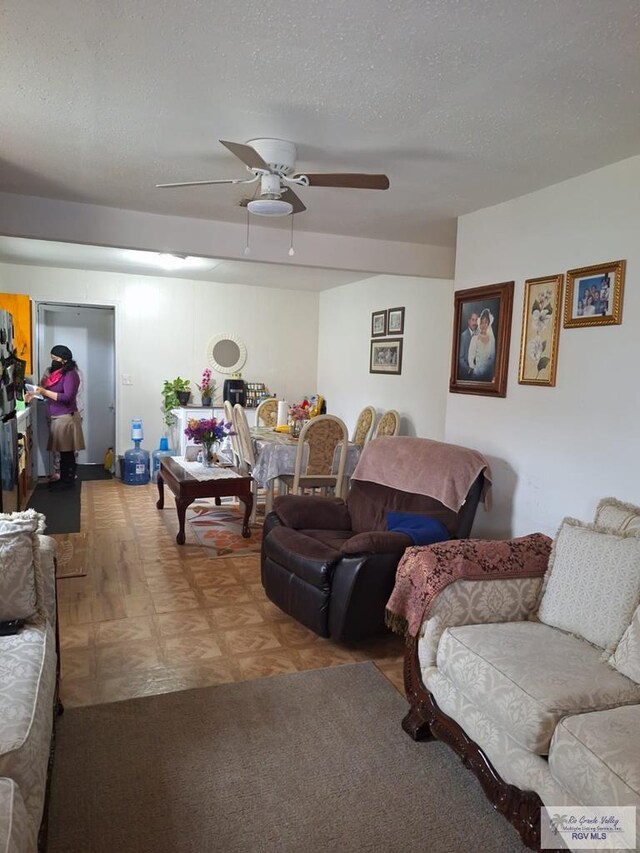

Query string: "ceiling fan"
[[156, 138, 390, 216]]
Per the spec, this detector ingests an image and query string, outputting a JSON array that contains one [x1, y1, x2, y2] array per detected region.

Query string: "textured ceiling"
[[2, 0, 640, 248]]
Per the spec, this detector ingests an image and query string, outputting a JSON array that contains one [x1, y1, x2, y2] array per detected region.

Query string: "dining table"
[[250, 426, 361, 513]]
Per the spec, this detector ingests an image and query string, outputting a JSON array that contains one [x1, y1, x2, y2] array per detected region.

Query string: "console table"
[[156, 457, 253, 544]]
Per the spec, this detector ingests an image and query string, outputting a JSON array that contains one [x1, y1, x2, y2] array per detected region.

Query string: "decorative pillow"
[[610, 605, 640, 683], [386, 512, 450, 546], [594, 497, 640, 534], [0, 510, 46, 621], [537, 517, 640, 654]]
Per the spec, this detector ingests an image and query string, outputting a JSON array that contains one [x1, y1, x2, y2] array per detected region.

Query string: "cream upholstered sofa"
[[401, 497, 640, 850], [0, 511, 58, 853]]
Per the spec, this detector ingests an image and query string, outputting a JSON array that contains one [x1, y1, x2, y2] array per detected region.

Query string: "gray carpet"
[[47, 663, 527, 853]]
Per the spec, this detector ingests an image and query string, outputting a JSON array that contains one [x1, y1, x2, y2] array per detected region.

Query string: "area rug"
[[46, 663, 526, 853], [186, 499, 264, 558], [52, 531, 88, 578]]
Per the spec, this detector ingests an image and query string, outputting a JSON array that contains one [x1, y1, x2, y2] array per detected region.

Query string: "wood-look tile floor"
[[55, 479, 405, 707]]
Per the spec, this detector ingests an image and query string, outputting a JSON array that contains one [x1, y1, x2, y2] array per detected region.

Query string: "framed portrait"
[[564, 260, 625, 328], [387, 306, 405, 334], [449, 281, 514, 397], [518, 274, 563, 387], [370, 337, 403, 375], [371, 310, 387, 337]]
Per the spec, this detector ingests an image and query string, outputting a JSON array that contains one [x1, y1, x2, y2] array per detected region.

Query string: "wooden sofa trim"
[[402, 635, 562, 853]]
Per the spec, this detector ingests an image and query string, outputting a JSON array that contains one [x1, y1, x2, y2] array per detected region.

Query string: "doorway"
[[35, 303, 116, 476]]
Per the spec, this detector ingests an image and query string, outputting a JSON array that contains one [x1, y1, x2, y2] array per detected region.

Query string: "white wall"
[[447, 156, 640, 538], [0, 263, 319, 457], [317, 275, 453, 439]]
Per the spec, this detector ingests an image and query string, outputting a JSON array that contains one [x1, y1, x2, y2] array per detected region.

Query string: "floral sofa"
[[392, 497, 640, 850], [0, 511, 58, 853]]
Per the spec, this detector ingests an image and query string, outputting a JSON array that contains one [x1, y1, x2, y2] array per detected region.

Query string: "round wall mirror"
[[207, 334, 247, 374]]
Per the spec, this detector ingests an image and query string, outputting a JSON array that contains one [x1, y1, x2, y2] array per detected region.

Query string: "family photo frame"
[[449, 281, 514, 397], [370, 337, 403, 374], [518, 274, 563, 387], [387, 306, 405, 334], [563, 259, 626, 328], [371, 310, 387, 337]]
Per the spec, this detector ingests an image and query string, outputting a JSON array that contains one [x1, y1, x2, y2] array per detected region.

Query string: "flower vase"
[[200, 441, 219, 467], [289, 419, 303, 438]]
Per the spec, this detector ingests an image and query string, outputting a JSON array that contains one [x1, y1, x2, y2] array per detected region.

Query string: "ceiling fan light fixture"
[[247, 198, 293, 217], [157, 252, 189, 270]]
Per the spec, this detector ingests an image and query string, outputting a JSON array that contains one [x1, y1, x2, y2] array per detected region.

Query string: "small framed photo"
[[370, 338, 403, 375], [387, 306, 405, 334], [371, 310, 387, 337], [564, 260, 625, 328], [518, 274, 563, 387], [449, 281, 514, 397]]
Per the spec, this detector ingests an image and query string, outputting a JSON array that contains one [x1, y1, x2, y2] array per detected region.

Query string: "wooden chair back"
[[351, 405, 376, 446], [373, 409, 400, 438], [233, 403, 256, 470], [291, 414, 349, 498], [255, 398, 278, 428]]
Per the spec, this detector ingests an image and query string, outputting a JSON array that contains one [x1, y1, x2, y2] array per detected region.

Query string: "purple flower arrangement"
[[196, 368, 214, 397], [184, 417, 233, 445]]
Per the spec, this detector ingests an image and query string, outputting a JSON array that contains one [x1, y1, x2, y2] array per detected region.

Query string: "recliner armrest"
[[274, 495, 352, 531], [340, 531, 411, 555]]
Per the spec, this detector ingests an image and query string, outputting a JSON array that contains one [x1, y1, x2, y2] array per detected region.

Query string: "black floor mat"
[[76, 464, 112, 481], [26, 482, 81, 534]]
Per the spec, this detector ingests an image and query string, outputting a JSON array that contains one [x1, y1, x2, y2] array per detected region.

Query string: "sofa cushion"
[[264, 527, 340, 589], [537, 518, 640, 653], [594, 497, 640, 534], [549, 705, 640, 806], [610, 605, 640, 683], [0, 777, 33, 853], [346, 480, 457, 535], [437, 621, 640, 754], [0, 510, 46, 622], [0, 625, 57, 831]]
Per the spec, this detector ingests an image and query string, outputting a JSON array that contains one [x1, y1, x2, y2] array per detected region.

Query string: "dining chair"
[[277, 414, 349, 499], [255, 398, 278, 428], [351, 405, 377, 447], [233, 403, 259, 522], [224, 399, 243, 468], [372, 409, 400, 438]]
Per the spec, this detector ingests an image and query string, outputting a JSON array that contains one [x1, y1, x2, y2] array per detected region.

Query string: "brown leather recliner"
[[261, 437, 490, 642]]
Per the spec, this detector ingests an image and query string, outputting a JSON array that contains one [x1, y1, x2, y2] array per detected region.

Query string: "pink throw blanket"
[[350, 436, 492, 512], [385, 533, 552, 639]]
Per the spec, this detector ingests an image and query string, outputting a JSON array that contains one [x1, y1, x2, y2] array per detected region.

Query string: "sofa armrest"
[[273, 495, 352, 531], [340, 530, 411, 555], [418, 575, 544, 668], [38, 534, 57, 626], [386, 533, 551, 640]]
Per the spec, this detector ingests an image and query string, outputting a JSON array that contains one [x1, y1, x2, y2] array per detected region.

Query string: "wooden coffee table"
[[156, 457, 253, 545]]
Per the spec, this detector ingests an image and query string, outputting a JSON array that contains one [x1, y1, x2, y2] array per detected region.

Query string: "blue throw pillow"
[[386, 511, 450, 546]]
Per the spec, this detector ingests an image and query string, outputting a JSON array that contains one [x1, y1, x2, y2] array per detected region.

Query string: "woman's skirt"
[[48, 412, 86, 452]]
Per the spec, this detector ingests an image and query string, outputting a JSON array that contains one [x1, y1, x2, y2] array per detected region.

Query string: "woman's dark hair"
[[51, 345, 78, 374], [59, 358, 78, 375]]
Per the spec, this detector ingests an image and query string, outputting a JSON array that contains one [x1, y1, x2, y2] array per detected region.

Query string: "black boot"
[[50, 451, 76, 489]]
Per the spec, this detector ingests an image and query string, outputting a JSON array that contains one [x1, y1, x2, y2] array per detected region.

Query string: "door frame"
[[33, 299, 119, 471]]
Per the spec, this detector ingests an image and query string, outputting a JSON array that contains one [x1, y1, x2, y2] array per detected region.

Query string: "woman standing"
[[28, 345, 85, 489]]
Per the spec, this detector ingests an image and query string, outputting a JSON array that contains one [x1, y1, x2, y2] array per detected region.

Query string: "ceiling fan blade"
[[282, 186, 307, 214], [156, 178, 250, 188], [220, 140, 270, 172], [294, 173, 390, 190]]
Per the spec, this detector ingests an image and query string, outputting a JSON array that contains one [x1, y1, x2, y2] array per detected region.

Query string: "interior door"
[[36, 303, 115, 473]]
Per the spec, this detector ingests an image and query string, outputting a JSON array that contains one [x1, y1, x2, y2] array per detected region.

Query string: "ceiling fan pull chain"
[[244, 210, 251, 256], [289, 216, 295, 257]]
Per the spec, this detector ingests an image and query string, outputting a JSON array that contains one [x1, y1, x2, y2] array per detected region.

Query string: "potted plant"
[[162, 377, 192, 426], [196, 368, 216, 406]]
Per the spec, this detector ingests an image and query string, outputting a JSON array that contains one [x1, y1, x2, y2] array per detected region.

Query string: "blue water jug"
[[124, 418, 150, 485], [152, 437, 174, 483]]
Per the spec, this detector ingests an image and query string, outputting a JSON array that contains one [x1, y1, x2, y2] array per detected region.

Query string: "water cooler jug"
[[123, 418, 150, 485], [152, 437, 174, 483]]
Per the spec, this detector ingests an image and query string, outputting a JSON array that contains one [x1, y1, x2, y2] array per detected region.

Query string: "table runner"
[[170, 456, 242, 482]]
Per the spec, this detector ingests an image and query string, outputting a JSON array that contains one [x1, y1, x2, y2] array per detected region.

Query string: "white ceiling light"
[[157, 252, 188, 270], [247, 198, 293, 217]]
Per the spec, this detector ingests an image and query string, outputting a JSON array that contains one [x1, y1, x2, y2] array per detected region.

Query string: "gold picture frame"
[[564, 260, 625, 328], [518, 274, 563, 387]]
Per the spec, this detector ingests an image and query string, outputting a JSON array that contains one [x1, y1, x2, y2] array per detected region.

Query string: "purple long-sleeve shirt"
[[44, 369, 80, 417]]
